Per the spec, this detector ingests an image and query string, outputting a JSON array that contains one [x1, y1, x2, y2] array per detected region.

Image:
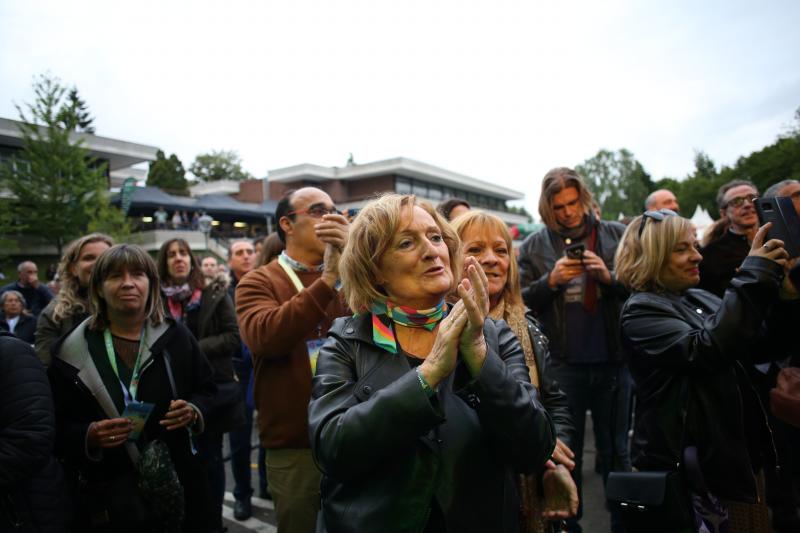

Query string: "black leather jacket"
[[308, 314, 556, 533], [525, 314, 575, 445], [620, 256, 799, 502], [518, 221, 628, 363]]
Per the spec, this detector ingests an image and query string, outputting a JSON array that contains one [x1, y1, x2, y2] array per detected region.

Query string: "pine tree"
[[0, 74, 116, 255]]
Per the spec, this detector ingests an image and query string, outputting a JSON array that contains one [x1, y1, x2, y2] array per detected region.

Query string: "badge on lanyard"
[[306, 338, 326, 376], [121, 401, 155, 441], [104, 329, 155, 441], [279, 255, 328, 378]]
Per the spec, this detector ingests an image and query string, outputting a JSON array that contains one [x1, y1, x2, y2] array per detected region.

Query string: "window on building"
[[396, 177, 412, 195]]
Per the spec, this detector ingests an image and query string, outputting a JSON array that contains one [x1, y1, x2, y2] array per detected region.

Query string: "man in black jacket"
[[518, 168, 630, 533], [0, 261, 53, 318], [698, 179, 759, 297]]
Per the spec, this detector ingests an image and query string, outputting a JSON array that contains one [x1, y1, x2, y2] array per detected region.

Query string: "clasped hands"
[[316, 213, 350, 287], [87, 399, 197, 449], [419, 257, 490, 388]]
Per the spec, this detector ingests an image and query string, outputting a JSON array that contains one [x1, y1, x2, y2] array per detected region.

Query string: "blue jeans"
[[550, 361, 631, 533]]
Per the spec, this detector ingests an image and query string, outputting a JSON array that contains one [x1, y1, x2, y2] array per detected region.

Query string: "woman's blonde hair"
[[53, 233, 115, 321], [615, 214, 695, 293], [340, 194, 462, 312], [450, 210, 522, 308], [88, 244, 165, 330]]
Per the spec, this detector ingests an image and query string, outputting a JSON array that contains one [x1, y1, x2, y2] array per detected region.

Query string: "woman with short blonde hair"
[[339, 194, 461, 312], [452, 210, 578, 531], [310, 194, 555, 532], [614, 212, 694, 293], [616, 211, 797, 532]]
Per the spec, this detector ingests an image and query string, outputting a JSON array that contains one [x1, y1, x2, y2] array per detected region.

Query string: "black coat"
[[0, 333, 68, 533], [49, 318, 216, 532], [518, 220, 628, 363], [525, 314, 576, 446], [620, 256, 799, 503], [0, 313, 37, 345], [308, 314, 556, 533], [164, 278, 241, 433]]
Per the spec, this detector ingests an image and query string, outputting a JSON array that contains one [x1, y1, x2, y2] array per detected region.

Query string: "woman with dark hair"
[[157, 238, 241, 533], [437, 197, 471, 221], [36, 233, 114, 365], [615, 212, 798, 532], [49, 244, 216, 532]]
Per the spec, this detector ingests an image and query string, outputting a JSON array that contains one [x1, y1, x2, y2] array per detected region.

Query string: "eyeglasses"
[[638, 209, 679, 239], [287, 206, 339, 218], [723, 193, 758, 209]]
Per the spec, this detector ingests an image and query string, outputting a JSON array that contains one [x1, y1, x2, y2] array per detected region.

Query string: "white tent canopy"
[[690, 204, 715, 240]]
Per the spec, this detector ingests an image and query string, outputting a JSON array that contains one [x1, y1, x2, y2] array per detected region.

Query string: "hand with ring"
[[160, 399, 197, 430], [749, 223, 788, 266], [87, 418, 133, 449]]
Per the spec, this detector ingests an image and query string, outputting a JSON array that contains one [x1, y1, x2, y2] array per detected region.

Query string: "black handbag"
[[606, 470, 694, 530], [606, 381, 695, 532], [77, 470, 157, 529]]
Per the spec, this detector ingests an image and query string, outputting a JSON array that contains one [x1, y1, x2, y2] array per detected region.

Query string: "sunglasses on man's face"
[[723, 194, 758, 209], [638, 209, 679, 239]]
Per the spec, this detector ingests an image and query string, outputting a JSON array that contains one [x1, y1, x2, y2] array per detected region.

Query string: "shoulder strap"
[[162, 350, 178, 399]]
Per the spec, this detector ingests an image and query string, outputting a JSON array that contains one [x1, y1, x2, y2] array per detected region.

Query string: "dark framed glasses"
[[723, 193, 758, 209], [638, 209, 679, 239], [287, 205, 339, 218]]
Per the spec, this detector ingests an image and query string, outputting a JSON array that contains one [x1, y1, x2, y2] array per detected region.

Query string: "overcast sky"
[[2, 0, 798, 213]]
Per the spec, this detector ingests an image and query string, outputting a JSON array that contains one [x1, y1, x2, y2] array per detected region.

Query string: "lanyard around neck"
[[278, 254, 306, 293], [103, 328, 146, 405]]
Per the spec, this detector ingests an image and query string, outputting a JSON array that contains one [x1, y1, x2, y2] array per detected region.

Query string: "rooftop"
[[0, 117, 159, 171], [268, 157, 524, 200]]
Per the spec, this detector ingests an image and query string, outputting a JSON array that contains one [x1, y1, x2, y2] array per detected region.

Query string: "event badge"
[[306, 338, 326, 376], [121, 401, 155, 441]]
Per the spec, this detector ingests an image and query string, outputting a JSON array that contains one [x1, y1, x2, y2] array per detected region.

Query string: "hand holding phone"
[[564, 243, 586, 261]]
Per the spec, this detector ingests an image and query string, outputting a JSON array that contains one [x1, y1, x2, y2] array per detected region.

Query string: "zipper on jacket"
[[736, 361, 781, 496]]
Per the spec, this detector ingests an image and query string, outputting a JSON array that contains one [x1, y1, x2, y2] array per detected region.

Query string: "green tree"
[[57, 87, 95, 133], [147, 150, 189, 195], [666, 151, 722, 216], [0, 74, 115, 256], [189, 150, 254, 182], [576, 148, 654, 219]]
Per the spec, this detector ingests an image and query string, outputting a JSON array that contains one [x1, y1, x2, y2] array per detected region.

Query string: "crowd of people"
[[0, 173, 798, 533]]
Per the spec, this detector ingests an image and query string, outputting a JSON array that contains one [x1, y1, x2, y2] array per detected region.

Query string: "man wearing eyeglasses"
[[235, 187, 349, 533], [698, 179, 760, 297]]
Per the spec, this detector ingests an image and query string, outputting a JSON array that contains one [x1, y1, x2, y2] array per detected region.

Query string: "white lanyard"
[[278, 254, 306, 293]]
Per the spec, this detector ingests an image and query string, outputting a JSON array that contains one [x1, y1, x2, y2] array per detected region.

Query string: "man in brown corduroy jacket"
[[236, 187, 349, 533]]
